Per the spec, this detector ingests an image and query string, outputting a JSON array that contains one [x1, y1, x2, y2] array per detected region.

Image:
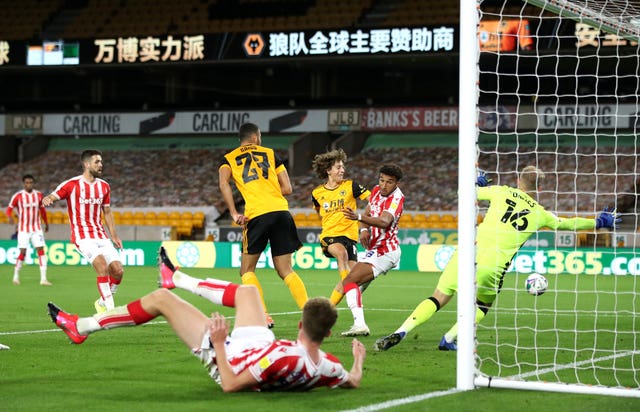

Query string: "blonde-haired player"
[[375, 166, 619, 351]]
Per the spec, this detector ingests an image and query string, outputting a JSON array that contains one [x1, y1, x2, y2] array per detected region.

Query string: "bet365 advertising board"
[[0, 240, 638, 276]]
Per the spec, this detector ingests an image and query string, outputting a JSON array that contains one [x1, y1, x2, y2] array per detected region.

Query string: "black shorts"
[[243, 211, 302, 256], [320, 236, 358, 261]]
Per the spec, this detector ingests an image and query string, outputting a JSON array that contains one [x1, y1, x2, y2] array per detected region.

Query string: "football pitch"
[[1, 265, 639, 411]]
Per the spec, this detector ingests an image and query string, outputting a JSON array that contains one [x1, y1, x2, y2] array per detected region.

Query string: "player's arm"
[[339, 339, 366, 389], [312, 195, 321, 216], [6, 206, 16, 226], [40, 203, 49, 232], [218, 164, 246, 225], [344, 205, 393, 230], [209, 313, 259, 392], [102, 205, 122, 248], [551, 207, 619, 231], [276, 164, 292, 196], [42, 193, 60, 207]]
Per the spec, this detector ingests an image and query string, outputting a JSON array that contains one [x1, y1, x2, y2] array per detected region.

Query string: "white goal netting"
[[471, 0, 640, 396]]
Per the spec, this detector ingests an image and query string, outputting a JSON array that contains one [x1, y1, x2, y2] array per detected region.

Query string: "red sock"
[[96, 299, 155, 329], [222, 283, 239, 307], [127, 299, 155, 324], [344, 282, 362, 307]]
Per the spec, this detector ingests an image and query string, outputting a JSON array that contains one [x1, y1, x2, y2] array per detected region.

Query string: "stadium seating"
[[0, 0, 467, 42]]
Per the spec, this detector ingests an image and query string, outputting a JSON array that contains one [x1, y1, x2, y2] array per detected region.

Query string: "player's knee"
[[110, 265, 124, 279], [152, 288, 174, 301], [236, 284, 260, 301]]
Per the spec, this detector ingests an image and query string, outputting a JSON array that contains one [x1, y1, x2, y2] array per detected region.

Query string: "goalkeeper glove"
[[595, 207, 621, 229], [476, 170, 492, 187]]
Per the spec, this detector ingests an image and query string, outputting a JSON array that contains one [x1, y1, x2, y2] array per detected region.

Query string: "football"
[[525, 273, 548, 296]]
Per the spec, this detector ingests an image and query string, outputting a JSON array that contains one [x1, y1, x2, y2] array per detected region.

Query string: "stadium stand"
[[1, 0, 463, 41]]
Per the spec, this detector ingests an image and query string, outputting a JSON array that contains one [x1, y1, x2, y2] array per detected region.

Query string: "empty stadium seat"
[[192, 211, 206, 229]]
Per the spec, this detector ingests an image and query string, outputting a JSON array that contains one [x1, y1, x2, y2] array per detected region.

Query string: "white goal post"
[[458, 0, 640, 397]]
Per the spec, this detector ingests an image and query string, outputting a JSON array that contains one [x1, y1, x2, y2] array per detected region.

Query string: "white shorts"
[[360, 248, 401, 279], [193, 326, 275, 383], [17, 230, 45, 249], [75, 238, 121, 265]]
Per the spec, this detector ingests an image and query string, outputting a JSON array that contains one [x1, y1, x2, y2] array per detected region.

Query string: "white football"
[[525, 273, 548, 296]]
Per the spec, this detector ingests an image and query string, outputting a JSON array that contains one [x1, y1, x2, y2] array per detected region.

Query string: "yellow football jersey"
[[220, 144, 289, 219], [312, 180, 370, 241]]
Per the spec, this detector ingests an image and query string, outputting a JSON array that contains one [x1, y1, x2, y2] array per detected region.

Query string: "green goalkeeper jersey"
[[477, 185, 595, 263]]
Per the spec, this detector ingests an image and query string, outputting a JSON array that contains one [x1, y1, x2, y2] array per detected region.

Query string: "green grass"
[[1, 265, 639, 411]]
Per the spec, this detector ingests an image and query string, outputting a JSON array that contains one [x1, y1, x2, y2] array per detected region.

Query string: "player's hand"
[[476, 170, 492, 187], [342, 207, 358, 221], [42, 196, 54, 207], [111, 234, 123, 249], [208, 312, 229, 346], [351, 338, 366, 360], [359, 229, 370, 249], [595, 207, 621, 229], [233, 213, 248, 226]]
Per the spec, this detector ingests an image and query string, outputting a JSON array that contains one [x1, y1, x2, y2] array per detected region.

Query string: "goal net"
[[459, 0, 640, 397]]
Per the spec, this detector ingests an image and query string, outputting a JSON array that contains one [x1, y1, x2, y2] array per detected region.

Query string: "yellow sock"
[[241, 272, 268, 312], [398, 298, 438, 334], [284, 272, 308, 309], [330, 289, 344, 306], [339, 269, 349, 280], [444, 307, 487, 342]]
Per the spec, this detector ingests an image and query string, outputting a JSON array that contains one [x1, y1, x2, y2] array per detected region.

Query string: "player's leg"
[[240, 219, 270, 318], [439, 300, 492, 351], [271, 212, 308, 309], [48, 289, 211, 348], [32, 231, 50, 285], [273, 253, 308, 309], [327, 240, 354, 305], [159, 246, 239, 307], [232, 285, 269, 328], [13, 234, 28, 284], [107, 260, 124, 294], [35, 247, 51, 285], [439, 263, 502, 349], [91, 255, 115, 311], [375, 254, 458, 351], [341, 262, 374, 336]]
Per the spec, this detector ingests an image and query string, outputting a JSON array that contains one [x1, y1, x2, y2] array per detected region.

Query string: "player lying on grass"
[[48, 247, 366, 392], [374, 166, 620, 352]]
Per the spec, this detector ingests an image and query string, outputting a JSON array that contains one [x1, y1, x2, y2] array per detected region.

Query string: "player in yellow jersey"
[[219, 123, 308, 327], [311, 149, 370, 305], [374, 166, 620, 352]]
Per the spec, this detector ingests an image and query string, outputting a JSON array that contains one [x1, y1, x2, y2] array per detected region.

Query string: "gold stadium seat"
[[293, 212, 307, 225], [157, 211, 169, 220], [156, 218, 171, 226], [52, 211, 67, 224], [177, 222, 193, 237], [192, 211, 205, 229], [306, 212, 321, 226]]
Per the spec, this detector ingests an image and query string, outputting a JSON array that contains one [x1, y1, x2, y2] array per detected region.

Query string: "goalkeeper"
[[374, 165, 620, 352]]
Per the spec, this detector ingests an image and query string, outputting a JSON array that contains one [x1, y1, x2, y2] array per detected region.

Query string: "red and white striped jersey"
[[231, 339, 349, 391], [52, 175, 111, 244], [6, 190, 47, 233], [367, 185, 404, 255]]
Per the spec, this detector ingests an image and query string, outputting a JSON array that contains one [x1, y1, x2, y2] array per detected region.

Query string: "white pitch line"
[[339, 388, 461, 412]]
